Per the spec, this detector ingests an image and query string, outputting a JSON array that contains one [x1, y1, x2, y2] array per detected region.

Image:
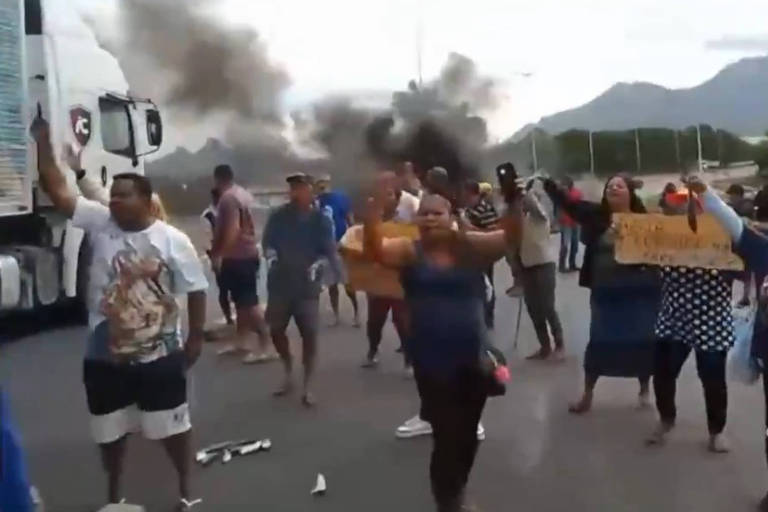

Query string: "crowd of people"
[[10, 115, 768, 512]]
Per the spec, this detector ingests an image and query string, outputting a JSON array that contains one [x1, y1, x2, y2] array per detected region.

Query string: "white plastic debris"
[[196, 438, 271, 466], [311, 473, 327, 496], [238, 441, 262, 456]]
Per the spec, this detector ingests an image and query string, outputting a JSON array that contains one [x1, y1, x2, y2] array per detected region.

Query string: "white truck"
[[0, 0, 162, 313]]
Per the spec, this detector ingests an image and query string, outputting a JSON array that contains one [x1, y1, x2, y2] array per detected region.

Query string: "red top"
[[559, 187, 583, 227]]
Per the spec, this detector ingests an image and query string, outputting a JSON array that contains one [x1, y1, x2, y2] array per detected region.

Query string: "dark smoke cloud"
[[96, 0, 504, 191], [113, 0, 290, 122], [292, 52, 503, 187]]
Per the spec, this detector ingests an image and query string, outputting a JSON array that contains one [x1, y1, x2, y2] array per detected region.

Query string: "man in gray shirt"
[[263, 173, 340, 406]]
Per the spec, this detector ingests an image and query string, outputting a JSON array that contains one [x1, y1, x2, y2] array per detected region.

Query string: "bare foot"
[[708, 433, 730, 453], [759, 491, 768, 512], [551, 347, 566, 362], [526, 348, 552, 361], [568, 395, 592, 415], [301, 392, 317, 408], [645, 422, 673, 446], [273, 380, 295, 397], [637, 392, 652, 410]]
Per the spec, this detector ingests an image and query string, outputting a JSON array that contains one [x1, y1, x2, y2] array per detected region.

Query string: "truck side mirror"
[[146, 109, 163, 147]]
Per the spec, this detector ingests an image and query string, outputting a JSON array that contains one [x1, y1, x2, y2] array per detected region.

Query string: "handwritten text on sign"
[[613, 213, 744, 271]]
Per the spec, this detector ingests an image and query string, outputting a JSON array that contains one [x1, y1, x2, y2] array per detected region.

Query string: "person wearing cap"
[[315, 174, 360, 327], [462, 181, 500, 329], [211, 165, 275, 364], [263, 173, 341, 406]]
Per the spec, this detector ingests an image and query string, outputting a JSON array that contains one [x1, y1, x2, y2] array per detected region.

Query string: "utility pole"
[[635, 128, 642, 173], [674, 130, 681, 171], [588, 130, 595, 176], [531, 128, 539, 172], [416, 19, 423, 88], [696, 124, 704, 173]]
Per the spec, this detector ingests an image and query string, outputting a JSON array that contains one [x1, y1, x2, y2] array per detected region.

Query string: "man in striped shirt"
[[463, 181, 501, 328]]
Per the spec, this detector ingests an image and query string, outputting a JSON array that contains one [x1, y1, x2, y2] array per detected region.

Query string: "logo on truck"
[[69, 106, 92, 146]]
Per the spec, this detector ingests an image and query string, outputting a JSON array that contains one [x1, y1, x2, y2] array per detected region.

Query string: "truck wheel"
[[71, 236, 91, 325]]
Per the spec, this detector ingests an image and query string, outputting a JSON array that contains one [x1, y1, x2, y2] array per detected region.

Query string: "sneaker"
[[396, 415, 433, 439], [361, 355, 380, 368], [477, 422, 486, 441]]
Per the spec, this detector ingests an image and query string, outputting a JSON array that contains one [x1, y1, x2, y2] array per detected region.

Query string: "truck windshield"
[[99, 97, 135, 159]]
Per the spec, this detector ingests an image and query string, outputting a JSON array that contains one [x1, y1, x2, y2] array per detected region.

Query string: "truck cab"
[[0, 0, 162, 312]]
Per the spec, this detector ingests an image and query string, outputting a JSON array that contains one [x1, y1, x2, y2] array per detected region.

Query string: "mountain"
[[514, 56, 768, 138]]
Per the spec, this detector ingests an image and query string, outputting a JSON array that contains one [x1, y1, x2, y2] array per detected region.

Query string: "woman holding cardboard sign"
[[543, 175, 661, 414], [690, 177, 768, 510], [362, 185, 520, 512]]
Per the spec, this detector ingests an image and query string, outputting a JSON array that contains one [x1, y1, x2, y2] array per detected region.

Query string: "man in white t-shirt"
[[32, 118, 208, 510]]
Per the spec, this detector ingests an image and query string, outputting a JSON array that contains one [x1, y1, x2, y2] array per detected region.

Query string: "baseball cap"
[[286, 172, 314, 185]]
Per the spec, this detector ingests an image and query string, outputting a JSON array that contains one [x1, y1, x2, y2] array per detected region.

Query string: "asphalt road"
[[2, 254, 767, 511]]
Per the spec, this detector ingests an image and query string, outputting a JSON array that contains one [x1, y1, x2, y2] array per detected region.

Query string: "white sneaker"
[[477, 422, 486, 441], [395, 415, 433, 439]]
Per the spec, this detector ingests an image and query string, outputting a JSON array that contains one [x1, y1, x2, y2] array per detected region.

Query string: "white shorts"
[[83, 353, 191, 444]]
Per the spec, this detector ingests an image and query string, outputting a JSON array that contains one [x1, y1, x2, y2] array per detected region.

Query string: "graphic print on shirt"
[[99, 237, 179, 360]]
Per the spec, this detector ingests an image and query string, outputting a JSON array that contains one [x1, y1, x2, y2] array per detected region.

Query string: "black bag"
[[478, 344, 508, 397]]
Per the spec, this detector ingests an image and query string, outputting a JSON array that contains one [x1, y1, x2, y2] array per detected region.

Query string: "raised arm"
[[30, 118, 76, 217], [542, 178, 599, 226], [522, 190, 548, 222], [700, 189, 743, 242], [459, 205, 522, 263], [362, 199, 416, 268]]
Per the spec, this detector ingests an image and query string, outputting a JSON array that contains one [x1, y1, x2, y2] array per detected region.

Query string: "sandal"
[[177, 498, 203, 511]]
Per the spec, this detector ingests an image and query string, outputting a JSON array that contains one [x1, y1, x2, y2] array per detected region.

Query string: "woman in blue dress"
[[544, 175, 661, 414], [363, 188, 519, 512]]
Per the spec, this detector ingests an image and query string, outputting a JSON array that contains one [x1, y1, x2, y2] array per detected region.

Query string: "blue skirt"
[[584, 285, 660, 378]]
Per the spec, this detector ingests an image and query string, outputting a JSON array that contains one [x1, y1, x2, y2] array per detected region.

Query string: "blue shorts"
[[220, 258, 260, 308]]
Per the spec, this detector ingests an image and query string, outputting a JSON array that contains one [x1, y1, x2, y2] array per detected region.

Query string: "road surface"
[[1, 249, 766, 511]]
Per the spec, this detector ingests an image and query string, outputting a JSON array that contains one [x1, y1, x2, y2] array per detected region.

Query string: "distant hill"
[[514, 56, 768, 138]]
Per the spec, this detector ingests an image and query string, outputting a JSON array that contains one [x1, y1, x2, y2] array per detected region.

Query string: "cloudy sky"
[[73, 0, 768, 143]]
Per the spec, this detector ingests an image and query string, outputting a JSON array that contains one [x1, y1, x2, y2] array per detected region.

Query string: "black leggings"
[[416, 368, 487, 512], [366, 295, 409, 356], [653, 339, 727, 434]]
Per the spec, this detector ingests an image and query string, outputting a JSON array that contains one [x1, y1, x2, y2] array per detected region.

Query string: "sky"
[[72, 0, 768, 146]]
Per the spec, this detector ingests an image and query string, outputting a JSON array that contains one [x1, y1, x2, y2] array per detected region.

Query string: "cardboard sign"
[[340, 223, 419, 299], [613, 213, 743, 271]]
